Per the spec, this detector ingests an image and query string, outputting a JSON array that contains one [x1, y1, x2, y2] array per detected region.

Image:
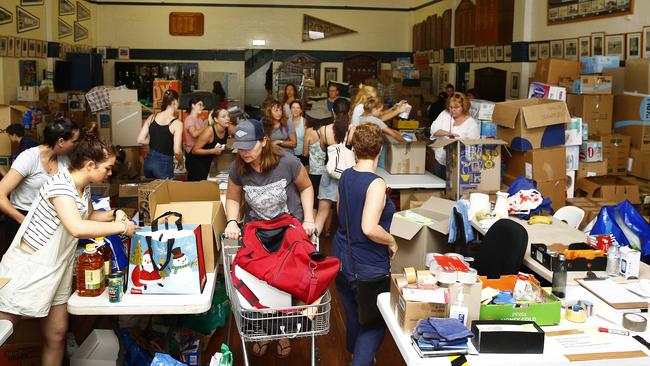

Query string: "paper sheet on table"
[[475, 323, 539, 333], [395, 211, 436, 225], [624, 280, 650, 299], [546, 329, 647, 356], [577, 278, 649, 308]]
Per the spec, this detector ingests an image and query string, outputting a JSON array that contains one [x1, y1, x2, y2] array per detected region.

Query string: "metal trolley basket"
[[222, 238, 331, 366]]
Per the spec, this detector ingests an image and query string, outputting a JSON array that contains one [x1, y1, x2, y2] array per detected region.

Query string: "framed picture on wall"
[[550, 40, 563, 58], [35, 39, 41, 58], [480, 46, 487, 62], [7, 36, 14, 57], [433, 50, 440, 63], [605, 34, 625, 59], [21, 0, 44, 6], [495, 46, 503, 61], [591, 32, 605, 56], [564, 39, 578, 60], [504, 45, 512, 62], [465, 48, 472, 62], [644, 26, 650, 59], [0, 37, 7, 57], [528, 43, 538, 61], [473, 47, 480, 62], [324, 67, 337, 82], [459, 48, 466, 63], [539, 43, 550, 59], [454, 49, 459, 63], [627, 32, 641, 59], [28, 39, 35, 57], [15, 38, 22, 57], [511, 72, 520, 99], [43, 41, 47, 58], [579, 36, 590, 60], [488, 46, 495, 62], [118, 47, 130, 60]]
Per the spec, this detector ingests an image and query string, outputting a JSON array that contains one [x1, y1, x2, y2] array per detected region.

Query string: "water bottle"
[[552, 254, 567, 299], [606, 244, 620, 277]]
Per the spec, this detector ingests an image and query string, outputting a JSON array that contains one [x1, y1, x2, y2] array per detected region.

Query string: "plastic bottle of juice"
[[76, 243, 106, 297], [94, 237, 113, 284]]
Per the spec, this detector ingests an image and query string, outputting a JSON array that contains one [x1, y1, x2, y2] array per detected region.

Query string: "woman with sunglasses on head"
[[429, 92, 480, 179], [0, 116, 80, 257], [189, 107, 235, 181], [263, 100, 297, 154], [137, 89, 184, 179]]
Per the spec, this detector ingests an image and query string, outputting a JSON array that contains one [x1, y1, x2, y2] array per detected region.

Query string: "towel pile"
[[412, 317, 474, 349]]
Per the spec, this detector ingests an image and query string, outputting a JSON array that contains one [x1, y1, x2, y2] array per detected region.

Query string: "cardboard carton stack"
[[469, 99, 497, 139], [491, 96, 571, 211]]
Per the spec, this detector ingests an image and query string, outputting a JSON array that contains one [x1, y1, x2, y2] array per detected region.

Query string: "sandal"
[[274, 339, 292, 358], [251, 340, 270, 357]]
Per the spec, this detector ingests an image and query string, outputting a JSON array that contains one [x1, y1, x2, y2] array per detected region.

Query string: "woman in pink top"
[[183, 98, 207, 181]]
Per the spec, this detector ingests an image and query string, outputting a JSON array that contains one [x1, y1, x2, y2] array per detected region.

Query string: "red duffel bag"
[[231, 214, 340, 308]]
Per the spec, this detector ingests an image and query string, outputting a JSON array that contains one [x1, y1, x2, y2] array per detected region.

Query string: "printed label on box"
[[525, 163, 533, 179]]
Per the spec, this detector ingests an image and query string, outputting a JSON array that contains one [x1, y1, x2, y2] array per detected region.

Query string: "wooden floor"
[[205, 234, 407, 366]]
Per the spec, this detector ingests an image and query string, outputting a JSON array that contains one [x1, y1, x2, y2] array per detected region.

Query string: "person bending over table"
[[190, 107, 234, 181], [350, 84, 408, 126], [224, 119, 316, 359], [429, 92, 480, 179], [334, 122, 398, 366], [0, 133, 136, 366]]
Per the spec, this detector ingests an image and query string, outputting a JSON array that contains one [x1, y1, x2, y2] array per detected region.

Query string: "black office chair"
[[473, 219, 529, 279]]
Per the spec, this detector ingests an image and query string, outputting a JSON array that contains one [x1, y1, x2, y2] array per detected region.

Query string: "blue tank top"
[[333, 168, 395, 275]]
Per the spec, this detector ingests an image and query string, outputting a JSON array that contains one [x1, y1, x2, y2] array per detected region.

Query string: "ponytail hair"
[[68, 128, 117, 171], [161, 89, 179, 111], [43, 114, 80, 148], [332, 98, 351, 144]]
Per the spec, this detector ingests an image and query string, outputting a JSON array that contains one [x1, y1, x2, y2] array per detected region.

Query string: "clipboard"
[[577, 278, 649, 310]]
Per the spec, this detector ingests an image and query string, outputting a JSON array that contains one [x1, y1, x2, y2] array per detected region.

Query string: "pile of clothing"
[[412, 317, 474, 349]]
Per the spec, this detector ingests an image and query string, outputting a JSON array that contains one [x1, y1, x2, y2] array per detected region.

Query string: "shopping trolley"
[[221, 235, 331, 366]]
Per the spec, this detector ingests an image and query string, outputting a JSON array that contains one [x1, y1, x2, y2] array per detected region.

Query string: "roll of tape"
[[623, 313, 648, 332], [416, 270, 436, 285], [403, 267, 417, 284], [565, 304, 587, 323], [395, 276, 409, 289], [457, 268, 478, 284], [436, 268, 457, 285]]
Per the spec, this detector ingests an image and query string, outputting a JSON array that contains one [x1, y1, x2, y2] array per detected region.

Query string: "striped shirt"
[[22, 168, 90, 251]]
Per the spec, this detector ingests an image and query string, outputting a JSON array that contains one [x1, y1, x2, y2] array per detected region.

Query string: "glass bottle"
[[76, 243, 106, 297], [606, 244, 620, 277], [94, 236, 113, 284], [552, 254, 567, 299]]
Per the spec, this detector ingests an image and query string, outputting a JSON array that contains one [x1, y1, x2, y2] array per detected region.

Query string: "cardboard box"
[[0, 105, 29, 155], [17, 86, 40, 102], [619, 246, 641, 279], [598, 134, 631, 176], [214, 151, 236, 173], [480, 121, 497, 139], [602, 67, 625, 95], [629, 148, 650, 180], [566, 145, 579, 171], [565, 117, 583, 146], [384, 134, 427, 174], [579, 140, 603, 162], [109, 89, 141, 147], [576, 159, 609, 180], [580, 56, 620, 74], [394, 119, 420, 129], [537, 178, 567, 211], [566, 94, 613, 137], [399, 189, 445, 210], [505, 146, 566, 182], [390, 197, 455, 273], [567, 197, 617, 228], [432, 139, 507, 200], [534, 59, 581, 85], [150, 181, 226, 272], [559, 75, 613, 95], [624, 58, 650, 94], [612, 94, 650, 152], [138, 179, 166, 226], [479, 275, 562, 326], [0, 318, 43, 365], [576, 176, 641, 204], [527, 82, 566, 101], [492, 99, 569, 152], [153, 79, 181, 109], [471, 320, 545, 354], [469, 99, 495, 120], [390, 274, 483, 332]]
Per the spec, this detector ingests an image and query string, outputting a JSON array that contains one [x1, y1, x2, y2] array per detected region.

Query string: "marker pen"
[[598, 327, 630, 336]]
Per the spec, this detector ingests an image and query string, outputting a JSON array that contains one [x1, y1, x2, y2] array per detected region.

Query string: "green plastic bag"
[[179, 275, 230, 335], [209, 344, 233, 366]]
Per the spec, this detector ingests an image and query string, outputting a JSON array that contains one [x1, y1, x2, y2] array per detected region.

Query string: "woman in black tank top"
[[189, 108, 234, 181], [137, 89, 184, 179]]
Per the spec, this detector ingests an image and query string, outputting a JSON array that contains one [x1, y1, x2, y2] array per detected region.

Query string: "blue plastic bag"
[[151, 353, 185, 366], [507, 176, 554, 219], [120, 329, 153, 366], [590, 200, 650, 259]]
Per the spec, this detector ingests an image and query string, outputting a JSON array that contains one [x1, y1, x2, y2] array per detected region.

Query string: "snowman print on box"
[[128, 224, 206, 295]]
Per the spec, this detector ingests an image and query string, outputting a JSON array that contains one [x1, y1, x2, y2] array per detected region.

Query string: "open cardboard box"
[[390, 196, 455, 273], [492, 99, 570, 152], [431, 139, 507, 200], [149, 181, 226, 272], [575, 176, 641, 204], [384, 134, 427, 174]]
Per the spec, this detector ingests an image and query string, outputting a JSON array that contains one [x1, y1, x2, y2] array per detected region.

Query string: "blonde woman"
[[350, 84, 408, 126]]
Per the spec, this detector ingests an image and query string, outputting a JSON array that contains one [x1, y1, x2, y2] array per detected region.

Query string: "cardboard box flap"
[[149, 181, 221, 214], [390, 215, 427, 240], [109, 89, 138, 103], [153, 201, 221, 242], [575, 178, 601, 197], [520, 100, 571, 128], [429, 138, 507, 149], [385, 134, 427, 145], [390, 196, 454, 239], [492, 101, 523, 128]]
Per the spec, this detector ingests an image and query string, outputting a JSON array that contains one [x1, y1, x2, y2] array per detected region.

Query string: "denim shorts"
[[144, 149, 174, 179]]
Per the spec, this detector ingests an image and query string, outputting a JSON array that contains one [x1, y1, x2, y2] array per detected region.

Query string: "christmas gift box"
[[128, 212, 206, 295]]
